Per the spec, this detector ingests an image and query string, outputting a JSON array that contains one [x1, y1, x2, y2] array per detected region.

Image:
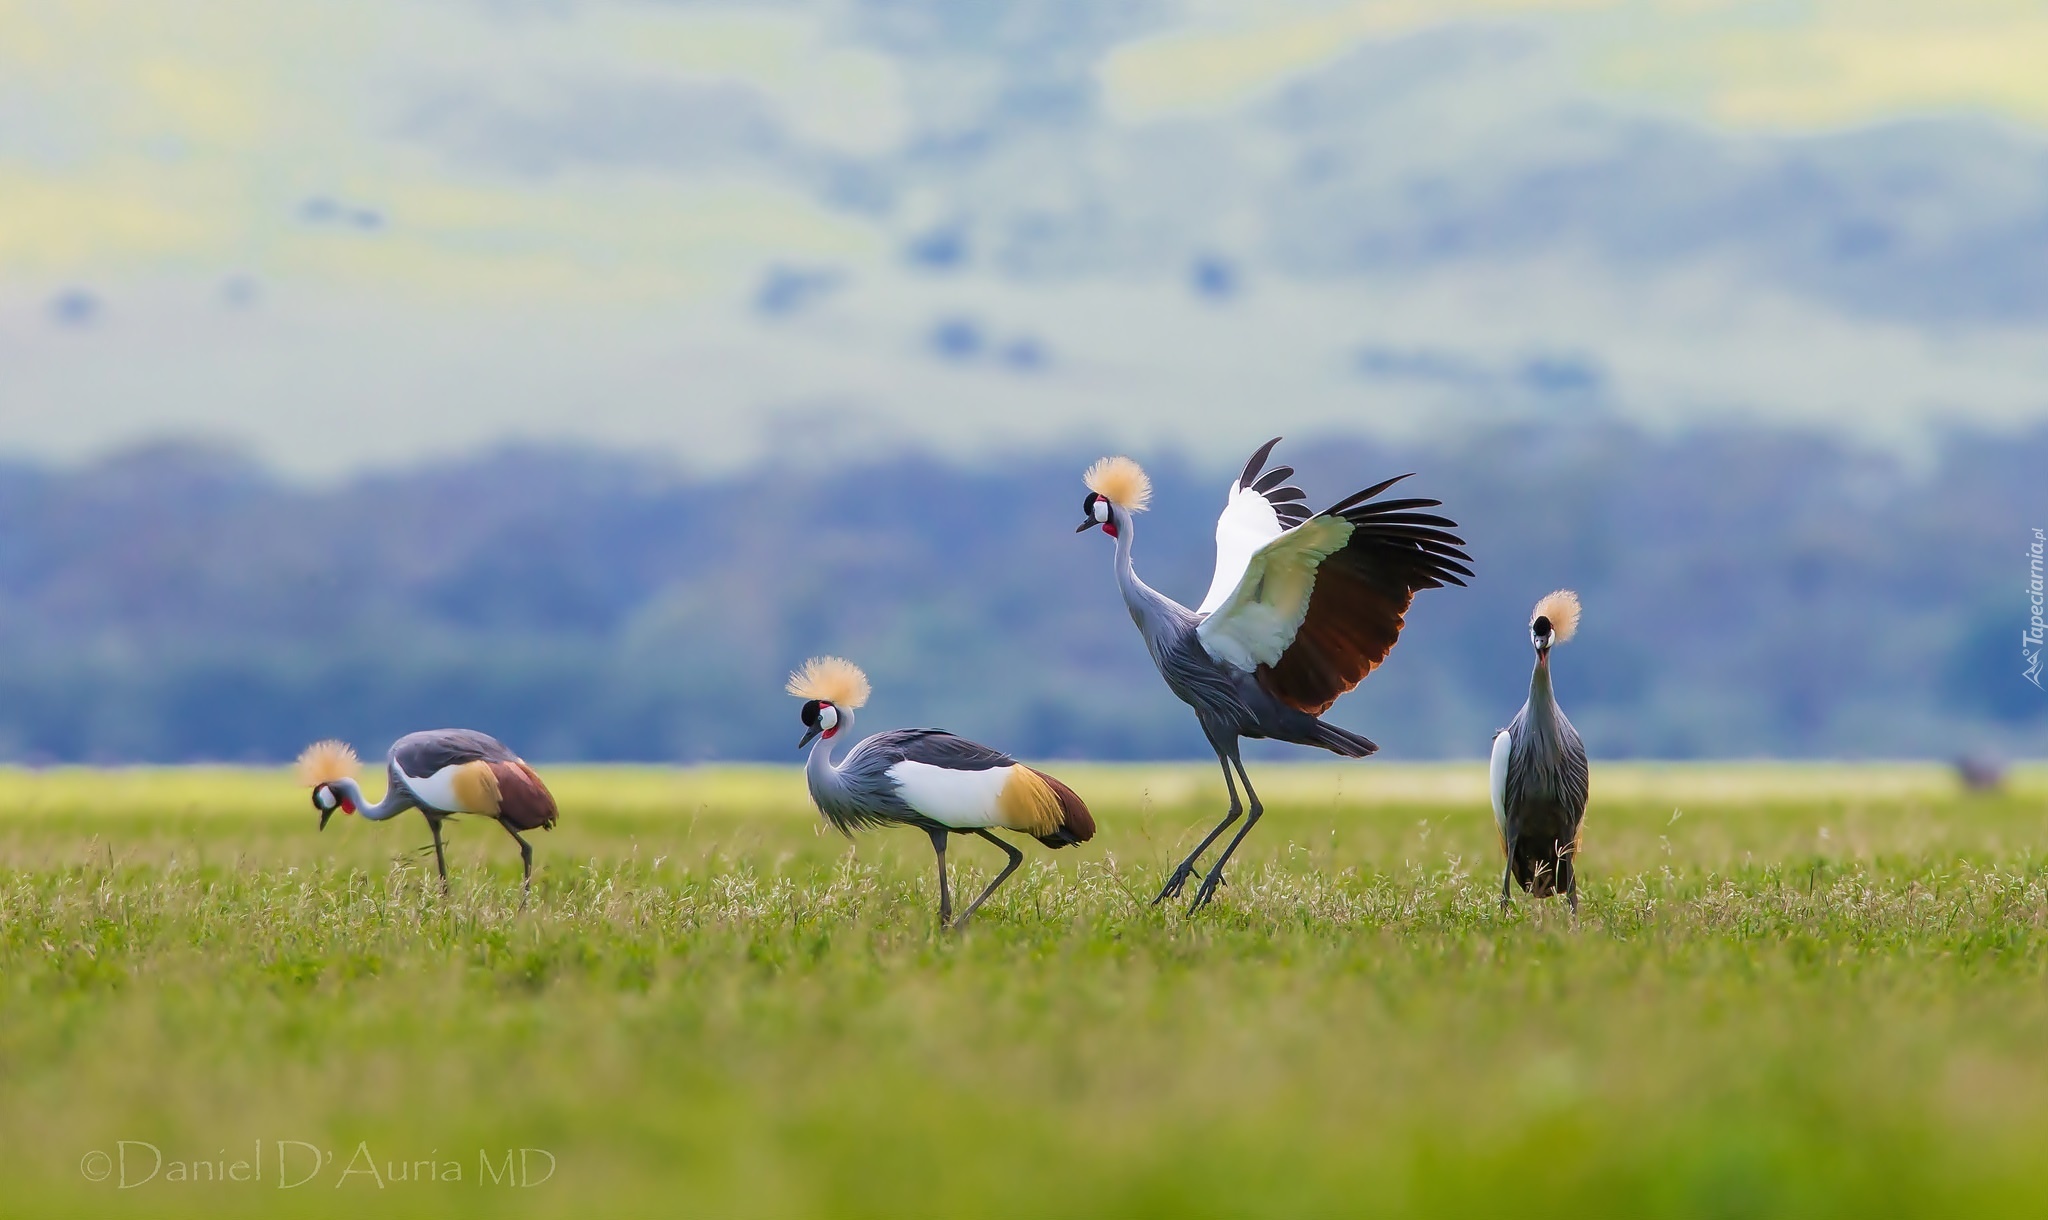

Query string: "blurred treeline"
[[0, 423, 2036, 763]]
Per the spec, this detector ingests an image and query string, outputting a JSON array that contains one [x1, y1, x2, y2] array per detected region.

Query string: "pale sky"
[[5, 0, 2047, 474]]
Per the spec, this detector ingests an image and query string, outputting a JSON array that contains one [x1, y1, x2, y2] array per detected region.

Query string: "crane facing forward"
[[1077, 439, 1473, 913], [789, 656, 1095, 929], [297, 731, 558, 895], [1490, 590, 1590, 912]]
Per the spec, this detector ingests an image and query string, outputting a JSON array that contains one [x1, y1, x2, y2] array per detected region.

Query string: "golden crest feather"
[[1084, 455, 1152, 512], [296, 739, 359, 787], [786, 656, 871, 709], [1531, 589, 1581, 643]]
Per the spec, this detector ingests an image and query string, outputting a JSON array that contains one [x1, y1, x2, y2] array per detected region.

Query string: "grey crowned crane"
[[1490, 590, 1591, 912], [296, 731, 558, 895], [1076, 439, 1473, 913], [789, 656, 1095, 929]]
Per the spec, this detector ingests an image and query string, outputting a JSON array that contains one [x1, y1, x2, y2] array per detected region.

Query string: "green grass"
[[2, 762, 2046, 1218]]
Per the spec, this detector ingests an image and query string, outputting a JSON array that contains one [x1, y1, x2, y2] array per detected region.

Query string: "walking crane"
[[789, 656, 1094, 929], [297, 730, 558, 896]]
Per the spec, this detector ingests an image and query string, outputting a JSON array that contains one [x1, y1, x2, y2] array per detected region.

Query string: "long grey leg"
[[1155, 751, 1243, 904], [952, 830, 1025, 929], [426, 813, 450, 894], [503, 821, 534, 906], [1501, 835, 1516, 911], [927, 829, 952, 926], [1188, 752, 1264, 914]]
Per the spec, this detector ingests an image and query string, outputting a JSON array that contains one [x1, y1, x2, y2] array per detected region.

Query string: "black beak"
[[319, 807, 334, 831], [798, 727, 821, 749], [1075, 520, 1095, 533]]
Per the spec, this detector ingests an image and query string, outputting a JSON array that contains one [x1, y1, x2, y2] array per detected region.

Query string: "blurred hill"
[[0, 425, 2036, 763]]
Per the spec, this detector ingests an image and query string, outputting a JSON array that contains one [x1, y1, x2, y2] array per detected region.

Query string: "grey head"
[[786, 655, 870, 750], [297, 739, 362, 830], [312, 782, 350, 830], [1529, 590, 1581, 656], [1074, 455, 1150, 538], [797, 698, 845, 749], [1076, 490, 1121, 537]]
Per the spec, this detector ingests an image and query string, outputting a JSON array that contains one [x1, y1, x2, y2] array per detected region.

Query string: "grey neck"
[[1109, 509, 1189, 652], [805, 709, 855, 806], [1524, 650, 1562, 743], [331, 775, 412, 822]]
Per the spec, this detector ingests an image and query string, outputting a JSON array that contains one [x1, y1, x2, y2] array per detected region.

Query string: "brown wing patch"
[[1259, 559, 1414, 715], [995, 767, 1063, 838], [449, 760, 502, 814], [1256, 472, 1470, 715], [1030, 768, 1095, 847], [490, 760, 559, 831]]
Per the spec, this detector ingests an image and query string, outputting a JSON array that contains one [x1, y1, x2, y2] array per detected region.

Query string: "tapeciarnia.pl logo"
[[2027, 528, 2045, 690]]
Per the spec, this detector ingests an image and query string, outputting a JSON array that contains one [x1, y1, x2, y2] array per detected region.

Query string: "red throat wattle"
[[341, 797, 357, 814], [1102, 522, 1118, 538], [822, 727, 838, 740]]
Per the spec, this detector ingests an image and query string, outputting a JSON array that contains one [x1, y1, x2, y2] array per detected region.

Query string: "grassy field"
[[2, 761, 2046, 1218]]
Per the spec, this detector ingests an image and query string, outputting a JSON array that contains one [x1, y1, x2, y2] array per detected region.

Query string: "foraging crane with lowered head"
[[1076, 438, 1472, 913], [789, 656, 1094, 929], [297, 730, 558, 895], [1490, 590, 1590, 912]]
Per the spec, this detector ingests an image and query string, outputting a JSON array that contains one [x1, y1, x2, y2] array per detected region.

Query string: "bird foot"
[[1153, 864, 1198, 904], [1187, 869, 1228, 915]]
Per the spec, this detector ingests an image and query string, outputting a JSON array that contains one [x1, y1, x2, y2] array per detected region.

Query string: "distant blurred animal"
[[1491, 591, 1591, 912], [297, 730, 558, 896], [788, 656, 1094, 929], [1077, 438, 1472, 913], [1954, 753, 2007, 794]]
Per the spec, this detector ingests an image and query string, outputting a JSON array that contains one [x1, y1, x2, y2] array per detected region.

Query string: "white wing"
[[394, 761, 471, 813], [1196, 480, 1286, 615], [1488, 729, 1512, 843], [886, 761, 1013, 830], [1195, 515, 1355, 672]]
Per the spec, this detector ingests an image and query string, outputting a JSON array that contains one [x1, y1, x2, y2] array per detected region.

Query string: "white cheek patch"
[[315, 787, 337, 810], [1093, 498, 1109, 523], [819, 705, 839, 731]]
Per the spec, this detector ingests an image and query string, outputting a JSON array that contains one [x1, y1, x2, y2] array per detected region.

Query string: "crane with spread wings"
[[1076, 438, 1473, 913]]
